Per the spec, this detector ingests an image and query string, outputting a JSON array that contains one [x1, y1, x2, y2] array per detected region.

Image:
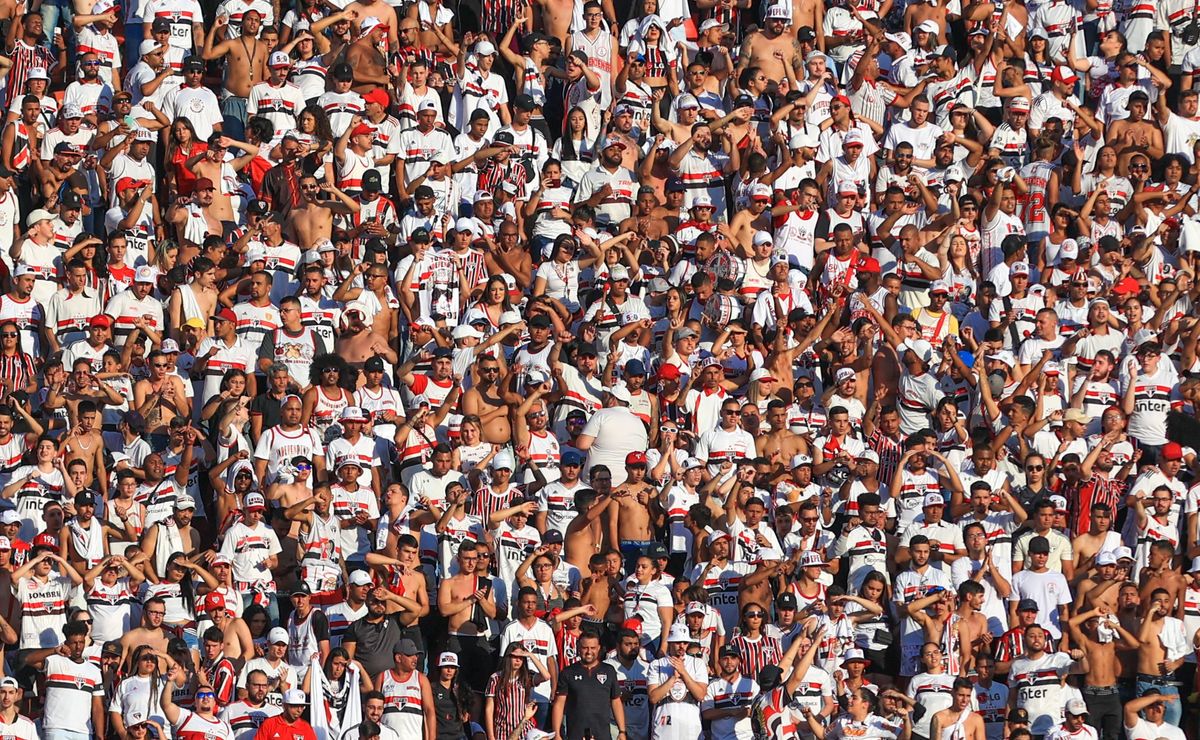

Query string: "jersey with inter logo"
[[143, 0, 203, 48], [688, 560, 755, 633], [1009, 652, 1076, 734]]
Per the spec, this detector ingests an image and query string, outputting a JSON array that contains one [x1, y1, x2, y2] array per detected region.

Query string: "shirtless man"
[[736, 7, 798, 85], [59, 402, 108, 496], [334, 263, 396, 342], [202, 12, 268, 125], [436, 541, 496, 691], [133, 351, 191, 436], [1072, 502, 1119, 575], [286, 175, 360, 249], [756, 400, 809, 465], [532, 0, 572, 43], [608, 455, 655, 565], [1139, 540, 1186, 618], [461, 355, 512, 445], [185, 136, 262, 224], [1075, 550, 1123, 614], [565, 489, 614, 575], [272, 460, 317, 539], [335, 312, 396, 368], [617, 188, 671, 241], [166, 179, 224, 248], [120, 595, 173, 664], [347, 0, 398, 49], [201, 591, 254, 662], [1137, 588, 1189, 712], [345, 19, 391, 94], [167, 258, 219, 340], [928, 679, 985, 740], [1066, 605, 1139, 739]]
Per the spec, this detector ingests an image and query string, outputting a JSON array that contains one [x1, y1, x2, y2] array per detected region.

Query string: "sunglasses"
[[744, 611, 765, 618], [0, 332, 15, 338]]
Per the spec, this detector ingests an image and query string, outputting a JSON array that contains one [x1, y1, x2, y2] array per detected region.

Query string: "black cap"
[[646, 542, 668, 559], [411, 228, 431, 244], [151, 17, 172, 32], [529, 314, 552, 328], [393, 638, 422, 656], [364, 356, 385, 372], [364, 237, 387, 254], [1016, 598, 1039, 612], [776, 592, 798, 610], [733, 93, 754, 108], [362, 170, 382, 193], [758, 665, 783, 691], [74, 492, 95, 508], [569, 49, 589, 65], [665, 176, 686, 193], [331, 62, 354, 81], [1028, 535, 1050, 554], [719, 644, 742, 658], [1098, 235, 1122, 252], [523, 31, 550, 51], [797, 26, 816, 41], [248, 199, 270, 215], [431, 347, 454, 359], [576, 342, 599, 357], [413, 185, 435, 200], [291, 582, 312, 597], [183, 57, 204, 72], [493, 130, 515, 145], [1008, 708, 1029, 724], [101, 640, 123, 656], [543, 529, 564, 544], [513, 94, 537, 111], [60, 190, 83, 210]]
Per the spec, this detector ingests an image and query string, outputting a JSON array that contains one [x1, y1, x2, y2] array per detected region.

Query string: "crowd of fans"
[[2, 0, 1200, 738]]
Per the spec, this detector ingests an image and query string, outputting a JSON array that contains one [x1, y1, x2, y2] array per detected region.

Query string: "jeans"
[[124, 21, 144, 70], [619, 539, 654, 577], [38, 0, 73, 56], [1136, 678, 1182, 726], [1082, 686, 1122, 740], [220, 95, 248, 141]]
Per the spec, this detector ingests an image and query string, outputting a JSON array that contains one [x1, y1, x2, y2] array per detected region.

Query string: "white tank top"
[[379, 669, 424, 735], [300, 512, 342, 592], [311, 387, 351, 438]]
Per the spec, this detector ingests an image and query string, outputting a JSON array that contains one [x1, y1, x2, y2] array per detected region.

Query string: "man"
[[607, 628, 652, 740], [701, 644, 758, 740], [26, 621, 105, 738], [435, 543, 495, 693], [1009, 536, 1072, 639], [895, 535, 952, 676], [1008, 624, 1087, 735], [648, 624, 710, 739], [160, 674, 235, 739], [0, 676, 35, 739], [1123, 691, 1185, 740], [1136, 588, 1189, 725], [551, 631, 627, 740], [1065, 606, 1137, 740], [253, 689, 317, 740], [374, 639, 436, 740], [220, 668, 281, 740], [500, 587, 559, 717]]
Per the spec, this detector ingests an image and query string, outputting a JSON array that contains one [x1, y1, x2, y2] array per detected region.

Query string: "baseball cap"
[[1016, 598, 1039, 612], [1028, 536, 1051, 554], [1162, 442, 1184, 461], [174, 495, 196, 511], [685, 601, 706, 615], [268, 627, 290, 644], [349, 570, 373, 586], [438, 652, 459, 667], [245, 492, 266, 511], [394, 638, 423, 655], [203, 591, 227, 612], [922, 493, 945, 508], [1065, 699, 1088, 716], [799, 551, 825, 567], [625, 451, 648, 467], [282, 689, 307, 705], [1009, 96, 1031, 113], [268, 51, 291, 68]]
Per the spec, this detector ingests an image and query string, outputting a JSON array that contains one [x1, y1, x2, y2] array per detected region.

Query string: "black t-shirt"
[[341, 614, 405, 678], [555, 661, 620, 740]]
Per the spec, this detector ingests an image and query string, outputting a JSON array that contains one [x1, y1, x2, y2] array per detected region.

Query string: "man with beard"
[[608, 628, 652, 740], [35, 142, 83, 204], [219, 668, 280, 740], [166, 177, 226, 250], [260, 133, 305, 216], [286, 174, 360, 250], [105, 265, 164, 347], [574, 136, 636, 229], [435, 542, 496, 693], [345, 18, 391, 94], [26, 621, 105, 738], [1009, 624, 1086, 735], [552, 631, 625, 740]]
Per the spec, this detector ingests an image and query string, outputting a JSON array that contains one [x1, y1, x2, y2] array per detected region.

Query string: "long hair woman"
[[729, 601, 783, 680], [483, 643, 548, 740]]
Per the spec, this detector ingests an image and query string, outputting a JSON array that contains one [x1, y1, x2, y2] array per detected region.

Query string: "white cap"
[[139, 39, 162, 56], [499, 310, 522, 325], [134, 265, 158, 283], [268, 627, 290, 644], [12, 264, 34, 278], [160, 339, 180, 353], [1095, 550, 1117, 566], [134, 128, 156, 142], [749, 368, 777, 384], [245, 246, 268, 263], [752, 230, 773, 247], [1065, 698, 1088, 717], [418, 99, 439, 112], [474, 40, 496, 56], [349, 570, 373, 586], [174, 495, 196, 510], [930, 280, 952, 295], [339, 406, 367, 422], [900, 338, 935, 364], [452, 324, 483, 340], [884, 32, 911, 51], [856, 449, 880, 464], [765, 3, 790, 19], [667, 623, 699, 643], [1114, 546, 1134, 562], [438, 651, 460, 667], [750, 183, 772, 201], [690, 193, 714, 209], [917, 19, 939, 33], [1049, 494, 1068, 513], [986, 349, 1017, 368], [791, 453, 813, 468], [526, 367, 550, 385], [608, 383, 633, 404], [842, 648, 870, 665], [454, 217, 477, 235], [1010, 96, 1031, 112], [699, 18, 726, 32], [843, 128, 866, 146], [492, 450, 516, 470], [282, 689, 307, 705], [360, 16, 386, 34], [799, 550, 825, 567], [835, 367, 855, 384], [922, 493, 945, 508], [25, 209, 54, 226], [1059, 239, 1079, 259], [268, 51, 291, 67], [60, 102, 84, 120], [27, 67, 48, 81], [685, 601, 707, 615], [676, 93, 699, 110], [1010, 261, 1031, 276], [683, 457, 705, 471], [609, 264, 630, 281], [245, 492, 267, 509]]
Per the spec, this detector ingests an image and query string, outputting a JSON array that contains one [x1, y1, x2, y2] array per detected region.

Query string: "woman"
[[531, 235, 590, 316], [623, 555, 674, 656], [199, 369, 250, 423], [525, 160, 577, 259], [142, 553, 218, 648], [651, 286, 689, 346], [1075, 145, 1132, 217], [301, 354, 354, 440], [729, 601, 784, 680], [307, 647, 373, 737], [242, 604, 271, 655], [460, 275, 513, 335], [112, 645, 185, 729], [2, 437, 75, 536], [803, 684, 909, 740], [63, 237, 108, 296], [844, 571, 894, 687], [514, 546, 568, 614], [0, 320, 37, 395], [1022, 31, 1055, 98], [907, 643, 956, 740], [932, 398, 970, 458], [292, 105, 335, 182], [484, 644, 548, 740], [452, 416, 495, 474], [430, 651, 473, 740], [1035, 205, 1079, 274], [165, 118, 205, 199], [936, 233, 977, 318], [549, 109, 597, 189], [631, 16, 681, 93]]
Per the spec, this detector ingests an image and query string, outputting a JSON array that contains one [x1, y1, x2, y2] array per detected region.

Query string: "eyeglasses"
[[477, 552, 492, 559], [722, 409, 739, 415], [77, 618, 93, 625], [801, 517, 819, 523], [295, 463, 312, 471]]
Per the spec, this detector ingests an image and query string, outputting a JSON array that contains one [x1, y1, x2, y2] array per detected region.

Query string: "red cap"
[[203, 591, 227, 612], [88, 314, 113, 328], [350, 123, 375, 137], [625, 451, 648, 466], [1111, 277, 1141, 296], [833, 94, 852, 107], [858, 256, 881, 274], [363, 89, 390, 107], [215, 308, 237, 324], [115, 177, 150, 192], [622, 617, 643, 634], [1162, 442, 1185, 461], [32, 532, 58, 550], [658, 364, 682, 381], [193, 177, 215, 191]]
